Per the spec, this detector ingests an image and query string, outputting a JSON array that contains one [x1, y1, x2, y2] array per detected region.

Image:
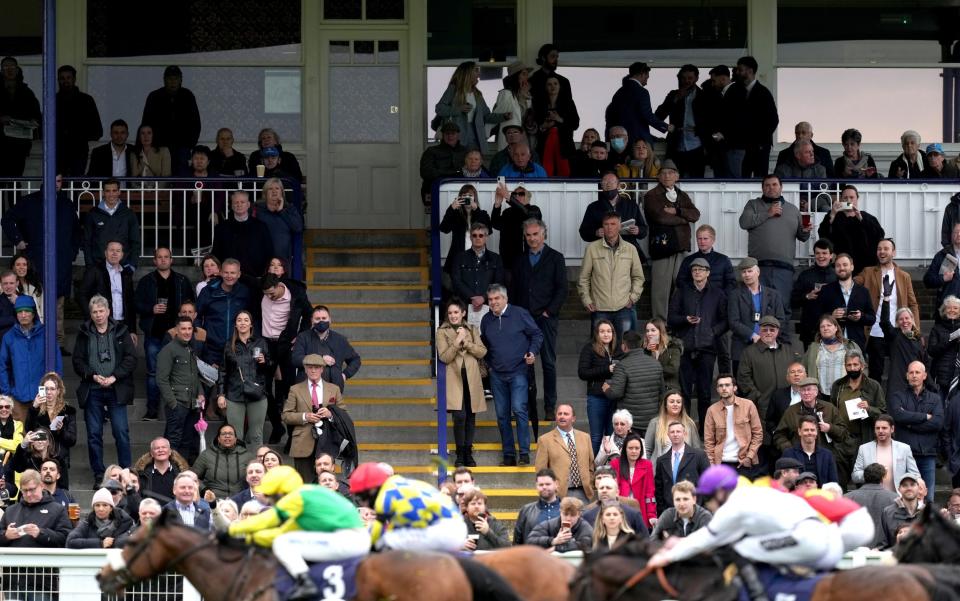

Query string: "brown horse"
[[896, 502, 960, 564], [97, 509, 471, 601], [569, 536, 943, 601], [474, 545, 576, 601]]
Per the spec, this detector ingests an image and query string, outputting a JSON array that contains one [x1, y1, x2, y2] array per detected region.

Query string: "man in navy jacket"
[[481, 284, 543, 467], [889, 361, 944, 503], [604, 62, 670, 147], [511, 218, 567, 423], [817, 253, 875, 354]]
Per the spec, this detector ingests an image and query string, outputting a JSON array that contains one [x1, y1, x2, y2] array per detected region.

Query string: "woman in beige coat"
[[131, 124, 172, 177], [437, 297, 487, 467]]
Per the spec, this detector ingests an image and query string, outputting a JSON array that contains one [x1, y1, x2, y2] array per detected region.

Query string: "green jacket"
[[156, 338, 201, 409]]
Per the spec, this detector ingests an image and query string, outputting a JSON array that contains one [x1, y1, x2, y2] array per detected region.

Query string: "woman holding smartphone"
[[217, 311, 270, 448], [460, 489, 510, 550], [578, 319, 624, 455], [25, 372, 76, 489]]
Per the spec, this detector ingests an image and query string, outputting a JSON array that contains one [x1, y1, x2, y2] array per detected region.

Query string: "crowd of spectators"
[[426, 45, 960, 554]]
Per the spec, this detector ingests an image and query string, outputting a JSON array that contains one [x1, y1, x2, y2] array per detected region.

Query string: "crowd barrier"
[[0, 547, 891, 600], [0, 177, 303, 274]]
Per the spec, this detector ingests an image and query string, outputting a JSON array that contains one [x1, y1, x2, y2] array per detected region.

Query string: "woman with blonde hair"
[[617, 138, 661, 179], [643, 318, 682, 390], [802, 315, 861, 395], [592, 500, 635, 550], [25, 372, 77, 488], [434, 61, 509, 150], [644, 390, 700, 461], [436, 297, 487, 467], [879, 298, 925, 398]]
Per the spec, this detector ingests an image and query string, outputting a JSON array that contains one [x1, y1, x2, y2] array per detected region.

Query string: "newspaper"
[[845, 398, 869, 421], [941, 253, 958, 276], [3, 119, 37, 140]]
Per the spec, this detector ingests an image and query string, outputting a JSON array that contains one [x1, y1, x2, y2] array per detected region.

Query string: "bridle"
[[108, 523, 275, 601], [611, 564, 680, 601]]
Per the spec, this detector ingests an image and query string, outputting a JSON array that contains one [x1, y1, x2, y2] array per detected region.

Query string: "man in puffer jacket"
[[0, 469, 72, 548], [604, 330, 665, 436], [191, 422, 253, 500]]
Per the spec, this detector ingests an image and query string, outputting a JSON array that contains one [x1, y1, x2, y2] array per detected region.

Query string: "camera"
[[34, 431, 47, 441]]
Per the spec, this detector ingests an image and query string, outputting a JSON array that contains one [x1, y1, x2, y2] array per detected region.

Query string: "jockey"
[[228, 465, 370, 601], [349, 462, 525, 601], [348, 462, 466, 551], [647, 465, 846, 600], [793, 487, 874, 551]]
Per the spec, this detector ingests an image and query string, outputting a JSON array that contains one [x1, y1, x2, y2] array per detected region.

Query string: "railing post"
[[431, 178, 448, 484], [41, 0, 59, 371]]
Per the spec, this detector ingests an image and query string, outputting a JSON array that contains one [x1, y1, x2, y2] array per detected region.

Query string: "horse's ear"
[[921, 501, 936, 522], [157, 507, 178, 526]]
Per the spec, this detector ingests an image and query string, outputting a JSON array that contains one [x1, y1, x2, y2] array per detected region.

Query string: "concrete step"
[[308, 284, 430, 304], [348, 398, 436, 420], [356, 358, 432, 379], [346, 378, 436, 399], [310, 248, 427, 268], [306, 229, 428, 248], [352, 340, 432, 360], [359, 442, 540, 465], [354, 419, 548, 444], [308, 266, 428, 285], [324, 302, 430, 323], [335, 321, 431, 342]]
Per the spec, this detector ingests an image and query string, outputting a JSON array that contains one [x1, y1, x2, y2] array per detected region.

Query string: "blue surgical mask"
[[313, 321, 330, 334], [611, 138, 626, 153]]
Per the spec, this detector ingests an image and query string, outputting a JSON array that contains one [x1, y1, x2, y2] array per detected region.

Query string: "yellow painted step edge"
[[308, 266, 427, 273], [358, 442, 538, 451], [352, 340, 430, 347], [309, 284, 425, 290], [337, 321, 429, 328], [350, 398, 434, 405], [363, 359, 430, 366], [310, 247, 423, 254], [390, 466, 534, 474], [349, 378, 432, 386], [356, 420, 528, 427]]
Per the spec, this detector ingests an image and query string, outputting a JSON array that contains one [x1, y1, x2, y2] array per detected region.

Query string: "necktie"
[[672, 451, 681, 483], [311, 382, 320, 411], [566, 432, 582, 488]]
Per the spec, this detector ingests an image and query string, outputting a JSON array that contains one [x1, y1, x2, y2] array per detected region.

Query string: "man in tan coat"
[[534, 404, 595, 502], [282, 354, 343, 483], [577, 211, 645, 343], [703, 374, 763, 477]]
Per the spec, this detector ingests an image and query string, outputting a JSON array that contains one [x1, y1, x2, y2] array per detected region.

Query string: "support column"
[[517, 0, 553, 64], [302, 1, 322, 228], [747, 0, 778, 100]]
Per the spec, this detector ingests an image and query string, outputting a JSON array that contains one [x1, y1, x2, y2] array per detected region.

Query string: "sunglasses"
[[470, 233, 486, 238], [514, 191, 527, 197], [0, 405, 12, 410]]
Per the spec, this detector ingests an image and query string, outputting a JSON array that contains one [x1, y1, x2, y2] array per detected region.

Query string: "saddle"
[[731, 563, 826, 601], [274, 557, 362, 601]]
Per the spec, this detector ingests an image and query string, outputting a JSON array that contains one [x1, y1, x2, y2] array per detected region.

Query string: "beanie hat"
[[13, 296, 36, 313], [91, 487, 116, 507]]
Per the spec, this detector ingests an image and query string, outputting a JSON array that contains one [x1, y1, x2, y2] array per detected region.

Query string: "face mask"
[[598, 190, 618, 202], [610, 138, 626, 153], [846, 369, 861, 380], [313, 321, 330, 334]]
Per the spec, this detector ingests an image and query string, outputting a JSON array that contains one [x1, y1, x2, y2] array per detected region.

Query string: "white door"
[[319, 33, 409, 228]]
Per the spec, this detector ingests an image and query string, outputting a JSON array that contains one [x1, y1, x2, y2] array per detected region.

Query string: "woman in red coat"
[[610, 433, 657, 526]]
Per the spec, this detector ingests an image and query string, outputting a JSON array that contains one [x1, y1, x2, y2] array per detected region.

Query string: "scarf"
[[840, 153, 871, 177]]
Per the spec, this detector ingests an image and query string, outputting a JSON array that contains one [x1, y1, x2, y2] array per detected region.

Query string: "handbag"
[[237, 364, 263, 402], [648, 222, 682, 260]]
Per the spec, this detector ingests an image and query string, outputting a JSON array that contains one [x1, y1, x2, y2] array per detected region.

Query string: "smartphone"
[[34, 431, 48, 441], [497, 176, 506, 188], [38, 385, 46, 399], [561, 521, 571, 530], [468, 534, 480, 541]]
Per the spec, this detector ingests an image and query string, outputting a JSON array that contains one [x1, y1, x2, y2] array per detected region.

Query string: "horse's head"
[[568, 536, 665, 601], [97, 508, 204, 593], [895, 502, 960, 564]]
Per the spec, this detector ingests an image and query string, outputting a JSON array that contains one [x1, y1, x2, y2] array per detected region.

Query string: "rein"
[[612, 564, 680, 600]]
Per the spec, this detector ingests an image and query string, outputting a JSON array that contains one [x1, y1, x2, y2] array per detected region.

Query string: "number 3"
[[322, 564, 345, 600]]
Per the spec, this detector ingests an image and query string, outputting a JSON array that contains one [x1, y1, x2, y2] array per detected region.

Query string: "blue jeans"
[[592, 307, 637, 344], [915, 454, 936, 503], [85, 387, 131, 477], [489, 370, 530, 458], [725, 149, 746, 179], [586, 393, 615, 455], [144, 336, 164, 415]]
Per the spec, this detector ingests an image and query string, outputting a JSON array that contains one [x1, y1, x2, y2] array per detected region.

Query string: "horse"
[[568, 535, 944, 601], [474, 545, 576, 601], [97, 508, 471, 601], [895, 502, 960, 564]]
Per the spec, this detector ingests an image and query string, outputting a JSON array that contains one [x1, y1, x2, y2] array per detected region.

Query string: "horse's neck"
[[176, 543, 277, 601]]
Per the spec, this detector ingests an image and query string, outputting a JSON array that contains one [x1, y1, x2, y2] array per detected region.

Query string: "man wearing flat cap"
[[668, 256, 727, 431], [283, 354, 344, 483], [737, 315, 801, 424], [419, 120, 467, 208], [644, 159, 700, 321], [772, 456, 803, 490], [774, 377, 848, 488], [728, 257, 787, 376]]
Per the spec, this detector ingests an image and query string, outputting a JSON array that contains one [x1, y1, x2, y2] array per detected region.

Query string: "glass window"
[[777, 68, 942, 143], [427, 0, 517, 61], [366, 0, 404, 20], [87, 0, 302, 60], [554, 1, 746, 60], [87, 66, 302, 143], [324, 0, 362, 19], [0, 2, 41, 56], [778, 1, 949, 65]]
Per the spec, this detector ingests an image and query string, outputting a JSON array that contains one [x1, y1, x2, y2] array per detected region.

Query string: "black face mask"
[[313, 321, 330, 334], [846, 369, 862, 380], [598, 189, 618, 202]]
